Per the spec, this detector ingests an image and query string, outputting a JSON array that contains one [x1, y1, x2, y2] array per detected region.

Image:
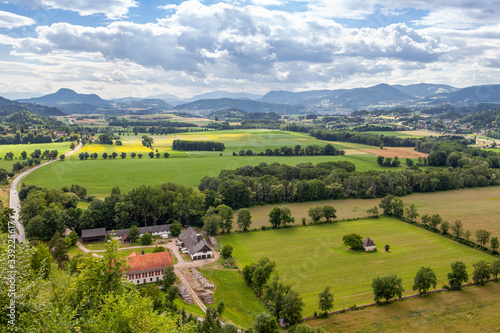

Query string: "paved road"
[[9, 143, 83, 242]]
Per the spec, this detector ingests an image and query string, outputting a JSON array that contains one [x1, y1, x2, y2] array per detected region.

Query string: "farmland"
[[0, 141, 74, 170], [219, 217, 494, 317]]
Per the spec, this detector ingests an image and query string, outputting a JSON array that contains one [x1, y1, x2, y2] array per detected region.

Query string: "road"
[[9, 143, 83, 242]]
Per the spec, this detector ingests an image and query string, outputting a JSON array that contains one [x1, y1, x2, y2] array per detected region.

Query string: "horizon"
[[0, 1, 499, 99]]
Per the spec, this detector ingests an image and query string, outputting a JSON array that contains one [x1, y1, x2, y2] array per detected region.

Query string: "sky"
[[0, 0, 499, 99]]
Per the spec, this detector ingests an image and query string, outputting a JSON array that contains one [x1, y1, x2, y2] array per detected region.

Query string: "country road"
[[9, 143, 83, 242]]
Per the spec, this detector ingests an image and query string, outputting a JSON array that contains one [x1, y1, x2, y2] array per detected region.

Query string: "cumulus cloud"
[[0, 10, 35, 28]]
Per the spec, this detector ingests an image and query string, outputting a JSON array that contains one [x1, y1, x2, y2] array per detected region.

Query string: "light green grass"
[[23, 154, 387, 198], [67, 245, 84, 258], [219, 217, 493, 316], [364, 131, 414, 137], [173, 298, 205, 318], [200, 268, 269, 328], [0, 142, 74, 170]]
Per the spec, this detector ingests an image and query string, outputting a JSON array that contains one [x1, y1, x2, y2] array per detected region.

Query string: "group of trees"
[[376, 156, 401, 167], [203, 204, 234, 236], [308, 205, 337, 223], [235, 144, 344, 157], [172, 139, 225, 151], [198, 160, 500, 209], [78, 151, 170, 160]]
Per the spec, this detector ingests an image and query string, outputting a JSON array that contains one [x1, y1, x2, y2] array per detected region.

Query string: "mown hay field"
[[219, 217, 494, 317]]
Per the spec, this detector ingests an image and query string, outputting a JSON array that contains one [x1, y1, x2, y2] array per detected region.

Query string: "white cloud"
[[0, 10, 36, 28]]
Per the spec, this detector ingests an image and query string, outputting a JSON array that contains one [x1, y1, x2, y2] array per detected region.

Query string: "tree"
[[217, 204, 233, 233], [379, 195, 403, 217], [268, 205, 294, 228], [30, 242, 52, 279], [288, 325, 315, 333], [163, 152, 170, 158], [476, 229, 491, 246], [405, 203, 419, 222], [148, 151, 154, 158], [308, 206, 324, 223], [490, 236, 499, 252], [68, 230, 78, 246], [448, 261, 468, 290], [59, 154, 65, 160], [128, 225, 140, 242], [440, 221, 450, 234], [141, 232, 152, 245], [472, 260, 491, 285], [366, 206, 379, 218], [49, 232, 69, 268], [253, 312, 279, 333], [491, 260, 500, 281], [451, 220, 463, 238], [153, 246, 166, 253], [371, 275, 404, 303], [163, 266, 177, 289], [318, 286, 334, 315], [412, 267, 437, 294], [221, 245, 233, 259], [237, 208, 252, 231], [111, 152, 118, 159], [102, 152, 108, 159], [384, 244, 390, 252], [379, 194, 395, 215], [131, 152, 136, 158], [282, 289, 304, 326], [170, 220, 182, 237], [342, 233, 363, 250], [421, 214, 431, 226], [120, 152, 126, 159], [269, 207, 282, 228], [138, 153, 143, 159], [217, 300, 225, 315], [322, 205, 337, 222], [429, 214, 442, 229], [204, 214, 222, 236]]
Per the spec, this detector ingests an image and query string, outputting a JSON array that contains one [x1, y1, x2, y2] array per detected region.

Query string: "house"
[[53, 131, 68, 137], [106, 224, 171, 242], [81, 227, 106, 243], [362, 237, 376, 251], [178, 227, 213, 260], [124, 251, 173, 285]]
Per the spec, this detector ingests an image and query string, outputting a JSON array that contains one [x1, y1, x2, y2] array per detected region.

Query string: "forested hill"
[[0, 96, 65, 116], [458, 107, 500, 128]]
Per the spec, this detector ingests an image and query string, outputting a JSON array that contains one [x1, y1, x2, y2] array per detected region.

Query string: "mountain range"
[[3, 83, 500, 116]]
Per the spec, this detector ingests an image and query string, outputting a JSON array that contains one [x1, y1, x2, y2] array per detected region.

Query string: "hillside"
[[0, 96, 65, 116], [428, 84, 500, 105], [173, 98, 305, 115]]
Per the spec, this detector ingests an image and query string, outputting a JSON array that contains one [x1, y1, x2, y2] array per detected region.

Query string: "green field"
[[219, 217, 493, 316], [308, 282, 500, 332], [200, 268, 269, 328], [0, 141, 74, 170]]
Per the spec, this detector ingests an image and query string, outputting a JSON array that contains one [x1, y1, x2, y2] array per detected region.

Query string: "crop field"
[[307, 282, 500, 332], [219, 217, 493, 316], [241, 186, 500, 237], [0, 141, 74, 170]]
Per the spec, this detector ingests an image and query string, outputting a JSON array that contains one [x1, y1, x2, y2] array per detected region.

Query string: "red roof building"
[[125, 250, 173, 285]]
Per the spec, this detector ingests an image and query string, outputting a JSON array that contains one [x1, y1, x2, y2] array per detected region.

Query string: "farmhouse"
[[81, 227, 106, 243], [125, 251, 173, 285], [362, 237, 376, 251], [53, 131, 68, 137], [178, 227, 213, 260]]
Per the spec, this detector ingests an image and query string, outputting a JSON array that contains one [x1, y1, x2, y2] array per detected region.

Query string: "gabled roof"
[[107, 224, 171, 237], [362, 237, 375, 247], [179, 227, 211, 254], [126, 251, 172, 274], [81, 227, 106, 238]]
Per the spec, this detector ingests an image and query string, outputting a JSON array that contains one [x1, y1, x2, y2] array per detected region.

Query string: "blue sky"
[[0, 0, 499, 99]]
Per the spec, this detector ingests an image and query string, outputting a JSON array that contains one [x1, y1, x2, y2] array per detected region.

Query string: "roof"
[[107, 224, 171, 237], [81, 227, 106, 238], [53, 131, 68, 135], [362, 237, 375, 247], [179, 227, 211, 254], [126, 251, 172, 274]]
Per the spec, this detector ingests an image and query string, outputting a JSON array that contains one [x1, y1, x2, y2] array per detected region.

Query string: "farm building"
[[178, 227, 213, 260], [362, 237, 376, 251], [81, 227, 106, 243], [106, 224, 172, 242], [124, 251, 173, 285], [53, 131, 68, 137]]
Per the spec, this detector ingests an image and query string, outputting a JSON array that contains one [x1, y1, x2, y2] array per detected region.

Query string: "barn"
[[81, 227, 106, 243], [124, 251, 173, 285]]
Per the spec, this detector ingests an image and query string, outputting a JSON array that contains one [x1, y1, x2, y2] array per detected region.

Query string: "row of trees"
[[198, 160, 500, 209], [78, 151, 170, 159], [376, 156, 401, 167], [4, 148, 58, 160], [234, 144, 344, 157], [172, 139, 225, 151]]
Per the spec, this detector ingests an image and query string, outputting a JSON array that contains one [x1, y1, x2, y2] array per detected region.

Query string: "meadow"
[[241, 186, 500, 238], [307, 282, 500, 332], [219, 217, 494, 316], [0, 141, 74, 170]]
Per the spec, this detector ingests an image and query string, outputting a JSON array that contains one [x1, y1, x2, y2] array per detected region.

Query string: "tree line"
[[78, 151, 170, 160], [108, 118, 198, 128], [198, 160, 500, 209], [172, 139, 225, 151], [232, 144, 344, 157]]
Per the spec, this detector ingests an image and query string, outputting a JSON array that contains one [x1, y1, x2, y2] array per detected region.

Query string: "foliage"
[[384, 244, 390, 252], [128, 225, 140, 242], [322, 205, 337, 222], [30, 242, 52, 279], [141, 232, 152, 245], [371, 275, 404, 303], [379, 195, 404, 217], [491, 237, 499, 252], [237, 208, 252, 231], [281, 289, 305, 326], [491, 260, 500, 281], [412, 267, 437, 294], [451, 220, 463, 238], [308, 206, 323, 223], [448, 261, 468, 290], [318, 286, 334, 314], [204, 214, 222, 236], [476, 229, 491, 246], [217, 204, 233, 233], [405, 203, 419, 221], [173, 139, 225, 151], [153, 246, 166, 253], [268, 205, 294, 228], [221, 245, 234, 259], [242, 257, 276, 295], [163, 266, 177, 289], [253, 312, 278, 333], [472, 260, 491, 285], [366, 206, 379, 218], [170, 220, 182, 237], [342, 233, 363, 250]]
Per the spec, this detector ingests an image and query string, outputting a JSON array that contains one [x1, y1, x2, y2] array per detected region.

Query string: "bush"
[[141, 232, 152, 245], [221, 245, 233, 259], [385, 244, 390, 252]]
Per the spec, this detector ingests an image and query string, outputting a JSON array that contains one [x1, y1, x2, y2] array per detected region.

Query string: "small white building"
[[362, 237, 376, 251]]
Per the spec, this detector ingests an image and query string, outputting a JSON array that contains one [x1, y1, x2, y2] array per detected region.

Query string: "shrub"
[[141, 232, 152, 245], [384, 244, 390, 252]]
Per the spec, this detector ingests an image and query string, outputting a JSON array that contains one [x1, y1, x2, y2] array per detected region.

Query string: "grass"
[[219, 217, 493, 316], [0, 141, 74, 170], [67, 245, 84, 258], [23, 154, 388, 198], [307, 282, 500, 332], [200, 268, 269, 328], [241, 186, 500, 237], [173, 298, 205, 318]]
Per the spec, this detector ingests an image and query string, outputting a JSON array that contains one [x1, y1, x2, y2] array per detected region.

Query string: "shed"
[[362, 237, 376, 251], [81, 227, 106, 243]]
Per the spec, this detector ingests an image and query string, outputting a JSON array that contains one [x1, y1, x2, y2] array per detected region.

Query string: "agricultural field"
[[0, 141, 74, 170], [308, 282, 500, 332], [241, 186, 500, 238], [200, 268, 269, 328], [219, 217, 494, 317]]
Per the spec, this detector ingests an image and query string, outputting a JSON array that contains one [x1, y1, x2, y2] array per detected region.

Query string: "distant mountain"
[[392, 83, 457, 98], [0, 96, 65, 116], [173, 98, 304, 115], [146, 93, 185, 106], [261, 89, 336, 105], [18, 88, 110, 107], [115, 99, 172, 110], [332, 84, 412, 106], [427, 84, 500, 105], [209, 108, 281, 120], [188, 90, 262, 102]]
